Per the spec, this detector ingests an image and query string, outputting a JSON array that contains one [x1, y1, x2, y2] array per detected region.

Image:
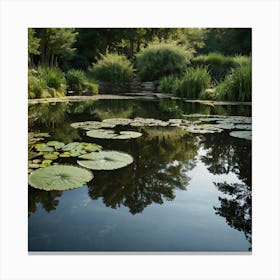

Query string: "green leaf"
[[28, 165, 94, 191], [78, 150, 133, 170], [229, 130, 252, 140]]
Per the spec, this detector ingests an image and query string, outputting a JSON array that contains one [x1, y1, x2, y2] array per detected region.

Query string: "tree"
[[28, 28, 40, 66], [36, 28, 78, 67]]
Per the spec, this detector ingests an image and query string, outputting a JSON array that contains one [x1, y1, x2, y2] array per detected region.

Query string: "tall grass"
[[136, 43, 190, 81], [159, 75, 180, 94], [175, 67, 211, 99], [217, 62, 252, 102], [192, 52, 237, 83]]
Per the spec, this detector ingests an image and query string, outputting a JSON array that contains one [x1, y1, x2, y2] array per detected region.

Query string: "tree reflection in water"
[[88, 128, 199, 214], [200, 132, 252, 248], [28, 187, 62, 216]]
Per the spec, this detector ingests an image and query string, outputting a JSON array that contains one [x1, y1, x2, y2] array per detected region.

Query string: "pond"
[[28, 98, 252, 252]]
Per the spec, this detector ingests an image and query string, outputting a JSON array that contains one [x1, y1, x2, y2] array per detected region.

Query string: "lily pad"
[[61, 142, 80, 151], [78, 150, 133, 170], [60, 152, 71, 157], [102, 118, 132, 126], [29, 163, 40, 169], [28, 165, 94, 191], [235, 124, 252, 130], [71, 121, 116, 130], [35, 144, 54, 152], [115, 131, 142, 139], [47, 141, 65, 149], [86, 129, 116, 139], [40, 159, 52, 167], [43, 153, 59, 160], [229, 130, 252, 140], [183, 124, 223, 134], [86, 129, 142, 140], [214, 123, 236, 130]]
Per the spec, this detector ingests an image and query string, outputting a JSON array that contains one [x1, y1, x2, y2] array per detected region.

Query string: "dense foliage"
[[28, 28, 251, 100], [217, 62, 252, 102], [136, 43, 190, 81]]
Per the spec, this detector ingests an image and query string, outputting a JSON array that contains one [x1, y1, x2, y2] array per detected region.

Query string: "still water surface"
[[28, 99, 251, 251]]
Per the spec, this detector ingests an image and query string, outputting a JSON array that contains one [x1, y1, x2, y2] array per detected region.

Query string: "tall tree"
[[36, 28, 78, 67], [28, 28, 40, 66]]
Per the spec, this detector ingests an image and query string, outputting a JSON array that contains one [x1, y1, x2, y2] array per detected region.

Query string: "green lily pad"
[[214, 123, 236, 130], [29, 163, 40, 169], [35, 143, 54, 152], [32, 159, 42, 164], [235, 124, 252, 130], [61, 142, 80, 151], [183, 124, 223, 134], [86, 129, 117, 139], [115, 131, 142, 139], [102, 118, 132, 126], [71, 121, 116, 130], [78, 150, 133, 170], [229, 130, 252, 140], [43, 153, 59, 160], [40, 159, 52, 167], [28, 165, 94, 191], [60, 152, 71, 157], [47, 141, 65, 149], [86, 129, 142, 140]]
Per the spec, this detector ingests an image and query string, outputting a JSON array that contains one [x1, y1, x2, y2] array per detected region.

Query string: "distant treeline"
[[29, 28, 251, 70]]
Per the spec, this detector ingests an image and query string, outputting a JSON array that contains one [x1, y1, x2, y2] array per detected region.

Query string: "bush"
[[192, 52, 236, 83], [28, 67, 66, 99], [92, 53, 134, 93], [28, 70, 45, 98], [66, 69, 85, 92], [175, 67, 211, 99], [136, 43, 190, 81], [216, 63, 251, 102], [159, 75, 180, 94]]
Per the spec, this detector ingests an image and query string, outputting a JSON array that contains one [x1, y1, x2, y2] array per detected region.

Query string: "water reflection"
[[199, 133, 252, 248], [88, 129, 199, 214], [214, 182, 252, 249], [28, 187, 62, 216]]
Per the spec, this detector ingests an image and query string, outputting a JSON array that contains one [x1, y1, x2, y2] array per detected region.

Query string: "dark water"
[[28, 99, 252, 252]]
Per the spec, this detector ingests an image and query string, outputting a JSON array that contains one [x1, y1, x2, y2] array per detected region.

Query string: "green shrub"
[[28, 67, 66, 99], [216, 63, 251, 102], [175, 67, 211, 99], [233, 55, 251, 67], [136, 43, 190, 81], [83, 81, 99, 95], [66, 69, 85, 92], [159, 75, 180, 94], [192, 52, 236, 83], [92, 53, 134, 93], [28, 70, 45, 98]]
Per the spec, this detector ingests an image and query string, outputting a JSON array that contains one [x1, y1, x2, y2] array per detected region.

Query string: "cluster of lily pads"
[[70, 115, 252, 140], [28, 137, 135, 191]]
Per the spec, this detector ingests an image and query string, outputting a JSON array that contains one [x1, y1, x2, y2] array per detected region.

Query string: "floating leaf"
[[71, 121, 116, 130], [214, 123, 236, 130], [86, 129, 142, 140], [29, 163, 40, 169], [183, 124, 223, 134], [102, 118, 132, 126], [78, 150, 133, 170], [35, 143, 54, 152], [62, 142, 80, 151], [86, 129, 116, 139], [229, 130, 252, 140], [60, 152, 71, 157], [28, 165, 94, 191], [40, 159, 52, 167], [32, 159, 42, 164], [115, 131, 142, 139], [43, 153, 59, 160], [235, 124, 252, 130], [47, 141, 65, 149]]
